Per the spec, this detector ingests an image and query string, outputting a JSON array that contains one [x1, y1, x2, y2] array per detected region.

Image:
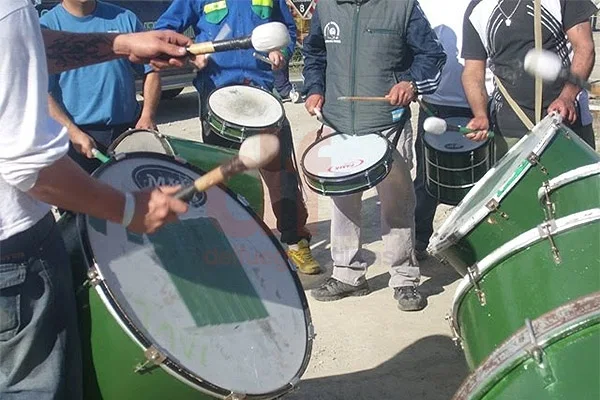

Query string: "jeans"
[[273, 66, 293, 97], [0, 213, 82, 399], [413, 102, 473, 250], [199, 94, 310, 244]]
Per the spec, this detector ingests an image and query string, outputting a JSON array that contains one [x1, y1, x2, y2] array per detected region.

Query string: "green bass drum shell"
[[108, 129, 265, 218], [452, 291, 600, 400], [449, 208, 600, 369], [429, 113, 600, 276]]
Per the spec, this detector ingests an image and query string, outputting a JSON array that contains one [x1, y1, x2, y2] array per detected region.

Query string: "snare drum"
[[449, 208, 600, 369], [108, 128, 264, 217], [429, 113, 600, 275], [301, 132, 394, 196], [452, 292, 600, 400], [59, 153, 313, 399], [207, 85, 285, 143], [423, 117, 492, 205]]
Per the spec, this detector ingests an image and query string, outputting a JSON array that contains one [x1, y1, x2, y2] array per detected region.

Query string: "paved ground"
[[150, 41, 599, 398]]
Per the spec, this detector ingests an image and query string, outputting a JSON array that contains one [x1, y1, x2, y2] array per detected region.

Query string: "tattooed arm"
[[41, 29, 193, 74]]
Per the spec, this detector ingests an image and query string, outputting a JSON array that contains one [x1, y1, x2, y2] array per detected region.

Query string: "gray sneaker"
[[311, 278, 370, 302], [394, 286, 427, 311]]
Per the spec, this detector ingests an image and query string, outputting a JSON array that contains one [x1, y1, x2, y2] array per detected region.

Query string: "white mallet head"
[[423, 117, 448, 135], [239, 134, 280, 169], [524, 49, 562, 82], [251, 22, 291, 52]]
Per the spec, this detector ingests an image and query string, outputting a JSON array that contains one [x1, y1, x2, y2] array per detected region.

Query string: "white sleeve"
[[0, 2, 69, 192]]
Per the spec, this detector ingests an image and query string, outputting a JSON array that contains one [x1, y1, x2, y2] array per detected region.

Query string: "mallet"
[[524, 49, 600, 96], [174, 134, 280, 202], [423, 116, 495, 138], [187, 22, 290, 55]]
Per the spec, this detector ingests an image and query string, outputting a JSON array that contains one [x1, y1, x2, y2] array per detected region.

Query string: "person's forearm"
[[42, 30, 132, 74], [28, 156, 125, 224], [462, 64, 489, 118], [140, 72, 161, 120], [47, 95, 75, 131], [560, 22, 595, 101]]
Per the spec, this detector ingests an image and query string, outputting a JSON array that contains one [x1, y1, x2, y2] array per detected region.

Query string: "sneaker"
[[311, 277, 370, 302], [394, 286, 427, 311], [287, 239, 321, 275]]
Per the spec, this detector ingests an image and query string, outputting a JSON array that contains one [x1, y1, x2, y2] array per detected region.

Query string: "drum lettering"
[[327, 159, 364, 172]]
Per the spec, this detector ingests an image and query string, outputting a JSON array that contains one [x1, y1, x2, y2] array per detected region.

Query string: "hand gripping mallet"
[[187, 22, 290, 55], [174, 134, 280, 202], [423, 116, 495, 139], [524, 49, 600, 96]]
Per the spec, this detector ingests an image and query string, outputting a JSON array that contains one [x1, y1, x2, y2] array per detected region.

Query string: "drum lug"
[[540, 181, 556, 220], [485, 199, 509, 220], [225, 392, 247, 400], [466, 266, 487, 306], [538, 220, 561, 264], [134, 346, 167, 374], [527, 153, 548, 175], [525, 318, 557, 386], [114, 152, 126, 161], [444, 314, 462, 348], [82, 267, 102, 288]]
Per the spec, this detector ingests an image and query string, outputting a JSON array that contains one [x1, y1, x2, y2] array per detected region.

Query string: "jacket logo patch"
[[323, 21, 341, 43]]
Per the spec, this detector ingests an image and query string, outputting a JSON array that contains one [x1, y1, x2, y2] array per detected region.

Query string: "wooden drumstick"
[[175, 134, 280, 202], [337, 96, 390, 102], [187, 22, 290, 55]]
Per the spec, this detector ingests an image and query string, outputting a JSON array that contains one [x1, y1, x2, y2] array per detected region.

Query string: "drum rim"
[[303, 161, 392, 196], [428, 113, 563, 255], [207, 84, 285, 129], [301, 131, 393, 181], [450, 208, 600, 337], [107, 128, 175, 156], [536, 162, 600, 202], [451, 292, 600, 400], [76, 152, 314, 398]]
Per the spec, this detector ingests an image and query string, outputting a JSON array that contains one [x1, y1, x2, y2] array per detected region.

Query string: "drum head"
[[302, 133, 390, 178], [208, 85, 284, 128], [424, 117, 485, 153], [79, 153, 311, 396], [109, 129, 173, 155]]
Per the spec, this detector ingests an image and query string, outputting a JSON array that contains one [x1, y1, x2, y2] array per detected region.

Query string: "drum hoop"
[[451, 208, 600, 335], [107, 128, 175, 156], [429, 114, 562, 255], [75, 152, 313, 398], [301, 132, 393, 181], [304, 162, 391, 196], [451, 292, 600, 400], [425, 177, 477, 190], [207, 85, 285, 129], [536, 162, 600, 202], [425, 157, 490, 172]]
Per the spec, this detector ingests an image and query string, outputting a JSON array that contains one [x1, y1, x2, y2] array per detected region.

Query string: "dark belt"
[[0, 212, 55, 263]]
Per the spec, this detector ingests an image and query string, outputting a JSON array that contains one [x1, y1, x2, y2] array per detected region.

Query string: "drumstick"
[[187, 22, 290, 55], [337, 96, 390, 102], [92, 148, 110, 163], [174, 134, 280, 202], [524, 49, 600, 96], [415, 98, 436, 117], [424, 116, 495, 138], [253, 52, 274, 66]]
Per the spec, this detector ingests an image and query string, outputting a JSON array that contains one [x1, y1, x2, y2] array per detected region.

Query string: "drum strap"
[[493, 0, 543, 131]]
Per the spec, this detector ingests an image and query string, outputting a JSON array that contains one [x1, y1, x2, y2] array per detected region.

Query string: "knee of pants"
[[260, 169, 300, 203]]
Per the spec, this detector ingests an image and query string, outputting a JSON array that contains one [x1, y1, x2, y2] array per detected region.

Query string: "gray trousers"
[[330, 124, 420, 288]]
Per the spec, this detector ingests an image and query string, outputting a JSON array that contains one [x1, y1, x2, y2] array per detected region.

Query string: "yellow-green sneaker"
[[287, 239, 321, 275]]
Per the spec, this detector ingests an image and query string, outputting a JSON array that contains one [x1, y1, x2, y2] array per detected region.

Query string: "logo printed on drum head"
[[328, 159, 364, 173], [444, 143, 464, 150], [132, 165, 207, 207]]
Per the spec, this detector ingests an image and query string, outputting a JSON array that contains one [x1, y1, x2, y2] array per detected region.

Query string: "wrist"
[[111, 33, 129, 57], [408, 81, 418, 95], [121, 192, 136, 227]]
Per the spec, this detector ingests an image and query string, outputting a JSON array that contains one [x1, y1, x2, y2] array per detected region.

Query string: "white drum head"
[[429, 113, 562, 253], [111, 129, 172, 155], [303, 133, 389, 178], [82, 154, 310, 395], [208, 85, 283, 128]]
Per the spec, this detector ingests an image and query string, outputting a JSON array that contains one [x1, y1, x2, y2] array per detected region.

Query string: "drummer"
[[412, 0, 475, 261], [41, 0, 161, 174], [154, 0, 322, 275], [303, 0, 446, 311], [461, 0, 598, 156]]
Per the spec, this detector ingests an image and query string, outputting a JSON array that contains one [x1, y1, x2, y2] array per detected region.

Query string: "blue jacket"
[[155, 0, 297, 97]]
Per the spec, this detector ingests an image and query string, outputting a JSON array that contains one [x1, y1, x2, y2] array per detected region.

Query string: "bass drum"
[[108, 128, 265, 218], [452, 291, 600, 400], [59, 153, 313, 400]]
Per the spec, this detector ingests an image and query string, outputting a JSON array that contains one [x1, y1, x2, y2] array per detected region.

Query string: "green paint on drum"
[[168, 137, 265, 218], [148, 217, 268, 326]]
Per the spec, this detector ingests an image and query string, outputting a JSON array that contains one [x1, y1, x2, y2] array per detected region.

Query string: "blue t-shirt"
[[41, 2, 151, 126]]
